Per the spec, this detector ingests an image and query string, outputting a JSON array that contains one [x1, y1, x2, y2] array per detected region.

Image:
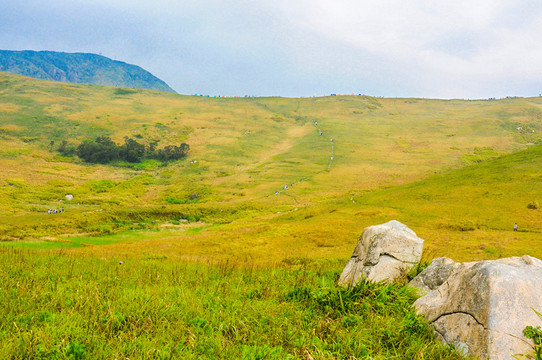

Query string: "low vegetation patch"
[[522, 310, 542, 360], [66, 136, 189, 164], [460, 146, 500, 165], [0, 248, 465, 359], [527, 201, 540, 210]]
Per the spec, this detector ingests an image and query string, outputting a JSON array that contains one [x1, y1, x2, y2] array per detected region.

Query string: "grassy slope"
[[0, 71, 541, 264], [98, 145, 540, 266], [357, 144, 542, 260], [0, 72, 540, 359]]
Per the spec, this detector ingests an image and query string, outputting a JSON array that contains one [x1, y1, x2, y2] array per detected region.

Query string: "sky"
[[1, 0, 542, 98]]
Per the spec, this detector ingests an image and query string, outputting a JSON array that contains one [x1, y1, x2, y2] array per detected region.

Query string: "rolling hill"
[[0, 70, 540, 359], [0, 70, 540, 263], [0, 50, 176, 93]]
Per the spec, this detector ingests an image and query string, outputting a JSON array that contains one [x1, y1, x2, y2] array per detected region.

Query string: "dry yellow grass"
[[0, 72, 540, 266]]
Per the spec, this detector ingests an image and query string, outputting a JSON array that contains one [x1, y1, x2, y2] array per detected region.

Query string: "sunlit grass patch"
[[0, 248, 466, 359], [1, 227, 211, 250], [0, 71, 541, 265]]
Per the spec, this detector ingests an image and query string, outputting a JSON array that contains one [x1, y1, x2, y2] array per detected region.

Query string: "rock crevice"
[[432, 311, 488, 331]]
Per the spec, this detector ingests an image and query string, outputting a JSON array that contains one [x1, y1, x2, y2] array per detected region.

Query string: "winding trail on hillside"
[[313, 120, 323, 136], [312, 120, 334, 170], [270, 120, 335, 196]]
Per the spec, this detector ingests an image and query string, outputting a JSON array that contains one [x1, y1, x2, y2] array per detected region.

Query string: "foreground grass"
[[0, 248, 465, 359]]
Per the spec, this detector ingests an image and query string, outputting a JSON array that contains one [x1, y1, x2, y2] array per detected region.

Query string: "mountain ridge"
[[0, 50, 176, 93]]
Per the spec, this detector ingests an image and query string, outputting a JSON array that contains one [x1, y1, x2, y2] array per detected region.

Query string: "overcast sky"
[[1, 0, 542, 98]]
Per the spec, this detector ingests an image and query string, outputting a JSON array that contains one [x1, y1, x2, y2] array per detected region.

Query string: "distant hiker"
[[320, 132, 323, 136], [47, 209, 51, 214], [514, 223, 518, 231]]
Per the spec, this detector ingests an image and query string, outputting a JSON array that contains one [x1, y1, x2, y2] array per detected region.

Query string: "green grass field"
[[0, 71, 540, 358], [0, 247, 468, 359]]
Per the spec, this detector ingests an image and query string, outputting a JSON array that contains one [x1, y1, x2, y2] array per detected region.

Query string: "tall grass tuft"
[[522, 309, 542, 360]]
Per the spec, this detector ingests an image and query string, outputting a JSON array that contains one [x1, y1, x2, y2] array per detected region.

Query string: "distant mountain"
[[0, 50, 176, 93]]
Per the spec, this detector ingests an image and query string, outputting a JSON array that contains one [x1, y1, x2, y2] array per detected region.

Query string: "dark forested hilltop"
[[0, 50, 176, 93]]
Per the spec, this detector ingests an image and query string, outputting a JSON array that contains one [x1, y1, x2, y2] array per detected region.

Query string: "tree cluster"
[[75, 136, 189, 164]]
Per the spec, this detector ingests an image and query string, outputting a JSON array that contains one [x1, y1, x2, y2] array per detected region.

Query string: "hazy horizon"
[[2, 1, 542, 99]]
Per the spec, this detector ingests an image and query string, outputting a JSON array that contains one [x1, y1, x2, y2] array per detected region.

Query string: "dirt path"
[[271, 120, 335, 196], [328, 138, 334, 170]]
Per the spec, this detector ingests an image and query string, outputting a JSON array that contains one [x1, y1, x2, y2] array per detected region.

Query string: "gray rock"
[[338, 220, 424, 286], [413, 255, 542, 360], [409, 257, 459, 295]]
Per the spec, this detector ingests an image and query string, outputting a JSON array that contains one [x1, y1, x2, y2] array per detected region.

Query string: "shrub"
[[57, 140, 76, 156], [74, 136, 189, 164], [114, 88, 137, 95], [527, 201, 540, 210], [165, 196, 188, 204], [119, 137, 145, 163], [76, 136, 119, 164], [523, 309, 542, 360], [153, 143, 190, 161], [439, 221, 477, 231]]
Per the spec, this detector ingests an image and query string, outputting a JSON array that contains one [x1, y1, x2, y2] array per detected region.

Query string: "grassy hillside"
[[0, 70, 540, 263], [0, 71, 540, 359], [357, 144, 542, 260], [0, 73, 542, 262]]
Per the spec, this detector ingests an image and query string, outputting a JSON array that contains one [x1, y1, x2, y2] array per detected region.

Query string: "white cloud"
[[1, 0, 542, 97], [260, 0, 542, 97]]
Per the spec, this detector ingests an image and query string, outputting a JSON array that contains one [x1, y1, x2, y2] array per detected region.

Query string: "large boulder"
[[413, 255, 542, 359], [409, 257, 459, 295], [338, 220, 424, 286]]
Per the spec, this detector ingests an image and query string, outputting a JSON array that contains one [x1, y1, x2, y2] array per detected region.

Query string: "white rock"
[[413, 255, 542, 360], [338, 220, 424, 286]]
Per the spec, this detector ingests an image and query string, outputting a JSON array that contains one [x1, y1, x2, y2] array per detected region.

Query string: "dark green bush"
[[74, 136, 189, 164], [527, 201, 540, 209]]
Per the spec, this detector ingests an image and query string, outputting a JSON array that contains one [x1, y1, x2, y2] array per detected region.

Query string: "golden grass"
[[0, 71, 540, 266], [0, 103, 20, 113]]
